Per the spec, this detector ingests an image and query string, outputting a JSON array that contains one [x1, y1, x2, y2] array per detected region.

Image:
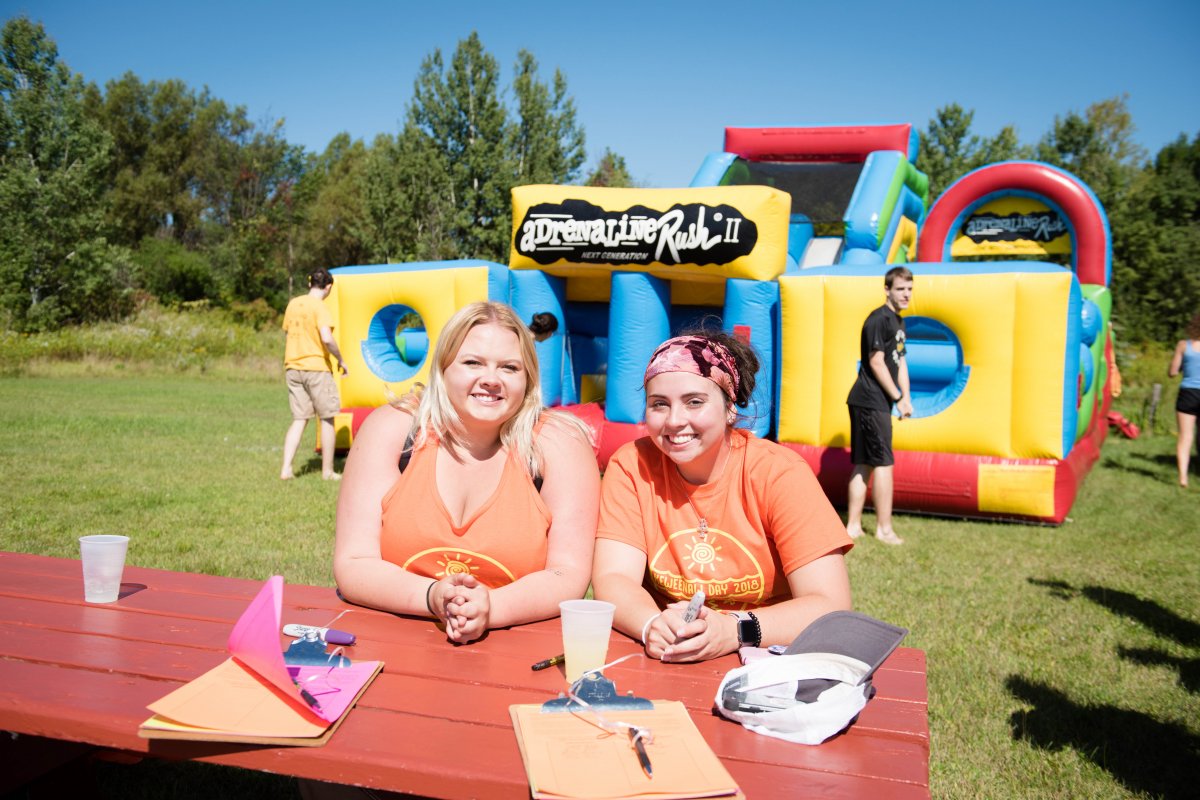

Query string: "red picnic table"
[[0, 551, 929, 798]]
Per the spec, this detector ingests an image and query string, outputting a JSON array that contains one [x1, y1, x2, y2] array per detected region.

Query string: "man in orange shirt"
[[280, 268, 349, 481]]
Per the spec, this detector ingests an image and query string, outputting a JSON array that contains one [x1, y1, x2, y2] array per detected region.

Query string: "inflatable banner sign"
[[510, 185, 790, 283], [951, 196, 1072, 257]]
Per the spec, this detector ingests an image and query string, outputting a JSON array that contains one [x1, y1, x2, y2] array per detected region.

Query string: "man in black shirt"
[[845, 266, 913, 545]]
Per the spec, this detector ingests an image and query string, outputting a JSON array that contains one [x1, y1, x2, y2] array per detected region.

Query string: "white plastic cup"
[[79, 535, 130, 603], [559, 599, 616, 682]]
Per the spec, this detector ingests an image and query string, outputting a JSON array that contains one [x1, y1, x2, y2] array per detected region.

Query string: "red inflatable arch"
[[917, 162, 1110, 286]]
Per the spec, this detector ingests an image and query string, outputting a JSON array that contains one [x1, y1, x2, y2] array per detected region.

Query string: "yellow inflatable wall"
[[326, 264, 492, 409], [777, 268, 1077, 460]]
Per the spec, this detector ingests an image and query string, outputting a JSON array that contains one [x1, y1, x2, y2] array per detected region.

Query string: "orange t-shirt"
[[282, 294, 334, 372], [379, 436, 551, 588], [597, 429, 851, 611]]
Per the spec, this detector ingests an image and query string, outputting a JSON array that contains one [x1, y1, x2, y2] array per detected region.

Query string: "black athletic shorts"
[[849, 405, 894, 467], [1178, 387, 1200, 416]]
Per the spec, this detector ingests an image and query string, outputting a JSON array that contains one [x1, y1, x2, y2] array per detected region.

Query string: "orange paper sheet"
[[509, 701, 739, 800], [141, 575, 381, 743], [144, 658, 329, 738]]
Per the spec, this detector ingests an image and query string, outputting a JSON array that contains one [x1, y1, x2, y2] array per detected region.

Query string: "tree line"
[[1, 16, 1196, 344]]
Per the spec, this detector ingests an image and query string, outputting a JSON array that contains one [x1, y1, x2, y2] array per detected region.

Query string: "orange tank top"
[[379, 436, 551, 588]]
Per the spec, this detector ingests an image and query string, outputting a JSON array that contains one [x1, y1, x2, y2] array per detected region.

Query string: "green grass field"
[[1, 322, 1197, 799]]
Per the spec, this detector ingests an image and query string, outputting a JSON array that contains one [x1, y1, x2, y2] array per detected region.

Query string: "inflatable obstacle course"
[[324, 125, 1113, 524]]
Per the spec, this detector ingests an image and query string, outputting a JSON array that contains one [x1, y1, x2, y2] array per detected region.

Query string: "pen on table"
[[531, 654, 565, 671], [629, 727, 653, 778], [294, 680, 323, 713]]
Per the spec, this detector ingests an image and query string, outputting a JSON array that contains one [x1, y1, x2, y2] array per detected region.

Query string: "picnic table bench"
[[0, 551, 930, 798]]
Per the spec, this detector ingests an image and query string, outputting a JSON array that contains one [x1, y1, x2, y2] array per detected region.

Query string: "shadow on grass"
[[1027, 579, 1200, 647], [1129, 451, 1183, 468], [1118, 646, 1200, 694], [1026, 577, 1077, 600], [1006, 675, 1199, 799], [294, 454, 346, 478], [1079, 586, 1200, 647], [1099, 455, 1163, 481]]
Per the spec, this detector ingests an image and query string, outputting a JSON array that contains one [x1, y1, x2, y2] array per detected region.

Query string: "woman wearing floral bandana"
[[592, 331, 853, 662]]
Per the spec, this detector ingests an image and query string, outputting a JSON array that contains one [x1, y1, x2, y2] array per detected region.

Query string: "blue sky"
[[5, 0, 1198, 188]]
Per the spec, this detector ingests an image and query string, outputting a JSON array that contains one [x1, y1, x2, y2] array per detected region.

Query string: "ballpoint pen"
[[531, 654, 566, 671], [628, 727, 652, 778], [293, 679, 323, 713]]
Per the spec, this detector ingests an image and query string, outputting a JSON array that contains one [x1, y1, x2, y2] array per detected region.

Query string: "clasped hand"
[[642, 600, 737, 663], [430, 574, 491, 643]]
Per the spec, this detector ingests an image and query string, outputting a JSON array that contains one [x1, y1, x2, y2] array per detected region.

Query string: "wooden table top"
[[0, 551, 929, 799]]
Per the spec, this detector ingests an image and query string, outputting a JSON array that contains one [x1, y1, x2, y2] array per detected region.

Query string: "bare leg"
[[281, 418, 309, 479], [320, 417, 340, 480], [1178, 412, 1196, 488], [872, 465, 903, 544], [846, 466, 872, 539]]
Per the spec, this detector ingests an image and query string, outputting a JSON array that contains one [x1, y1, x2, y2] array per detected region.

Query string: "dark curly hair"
[[528, 312, 559, 337], [308, 268, 334, 289]]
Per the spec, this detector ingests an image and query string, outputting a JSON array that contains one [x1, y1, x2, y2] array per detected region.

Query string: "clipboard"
[[510, 675, 740, 800], [139, 576, 383, 746]]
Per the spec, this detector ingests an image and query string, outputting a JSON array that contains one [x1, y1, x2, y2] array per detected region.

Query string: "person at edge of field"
[[845, 266, 914, 545], [1168, 311, 1200, 488], [590, 330, 853, 663], [281, 268, 349, 481], [333, 301, 600, 644]]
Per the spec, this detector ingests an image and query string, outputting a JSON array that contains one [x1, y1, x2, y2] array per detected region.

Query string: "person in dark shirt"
[[845, 267, 913, 545]]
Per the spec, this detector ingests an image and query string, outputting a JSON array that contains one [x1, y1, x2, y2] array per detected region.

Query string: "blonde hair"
[[392, 301, 590, 475]]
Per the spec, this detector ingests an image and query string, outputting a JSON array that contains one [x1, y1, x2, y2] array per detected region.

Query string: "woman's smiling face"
[[443, 323, 528, 430], [644, 371, 731, 483]]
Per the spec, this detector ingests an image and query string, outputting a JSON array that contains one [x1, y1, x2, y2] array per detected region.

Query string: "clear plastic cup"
[[79, 535, 129, 603], [559, 599, 616, 682]]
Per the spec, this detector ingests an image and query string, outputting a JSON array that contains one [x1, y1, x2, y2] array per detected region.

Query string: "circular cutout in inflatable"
[[904, 316, 970, 419], [362, 304, 429, 382]]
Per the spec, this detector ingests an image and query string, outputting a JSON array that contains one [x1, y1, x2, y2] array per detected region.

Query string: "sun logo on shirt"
[[650, 527, 767, 608], [435, 552, 479, 577], [402, 548, 516, 587], [683, 535, 723, 573]]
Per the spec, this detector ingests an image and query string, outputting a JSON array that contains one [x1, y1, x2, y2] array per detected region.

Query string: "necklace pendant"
[[698, 518, 708, 540]]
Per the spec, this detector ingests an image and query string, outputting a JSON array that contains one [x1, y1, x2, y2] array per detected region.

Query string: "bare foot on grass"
[[875, 529, 904, 545]]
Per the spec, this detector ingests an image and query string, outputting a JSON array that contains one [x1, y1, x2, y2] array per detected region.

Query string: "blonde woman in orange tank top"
[[334, 302, 599, 644]]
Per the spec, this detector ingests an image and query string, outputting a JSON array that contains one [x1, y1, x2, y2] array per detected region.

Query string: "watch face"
[[737, 618, 756, 644]]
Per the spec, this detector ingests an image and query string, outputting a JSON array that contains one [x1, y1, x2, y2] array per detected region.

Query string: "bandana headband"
[[643, 335, 740, 402]]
